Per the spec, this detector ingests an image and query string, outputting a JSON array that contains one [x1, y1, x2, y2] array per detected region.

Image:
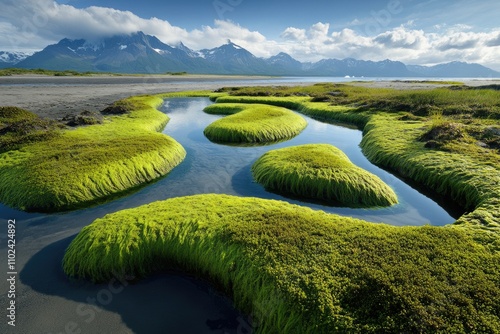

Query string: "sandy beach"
[[0, 74, 278, 119], [1, 74, 499, 120]]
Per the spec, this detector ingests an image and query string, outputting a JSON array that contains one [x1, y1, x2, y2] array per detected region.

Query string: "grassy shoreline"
[[0, 95, 186, 212], [2, 84, 498, 331]]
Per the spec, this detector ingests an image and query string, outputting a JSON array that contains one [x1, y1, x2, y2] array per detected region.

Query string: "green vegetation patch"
[[0, 96, 186, 212], [361, 113, 500, 231], [223, 83, 500, 119], [63, 194, 500, 333], [212, 87, 500, 231], [252, 144, 398, 207], [203, 103, 307, 144]]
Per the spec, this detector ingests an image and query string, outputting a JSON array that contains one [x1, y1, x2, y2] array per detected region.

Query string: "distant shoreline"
[[0, 74, 276, 119], [1, 75, 498, 120]]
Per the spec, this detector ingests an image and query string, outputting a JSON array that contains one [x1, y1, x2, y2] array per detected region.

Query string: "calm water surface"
[[160, 98, 458, 226], [0, 97, 460, 334]]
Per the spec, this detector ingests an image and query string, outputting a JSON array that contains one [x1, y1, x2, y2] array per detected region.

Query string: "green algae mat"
[[203, 103, 307, 144], [63, 194, 500, 333], [0, 96, 186, 212], [252, 144, 398, 207]]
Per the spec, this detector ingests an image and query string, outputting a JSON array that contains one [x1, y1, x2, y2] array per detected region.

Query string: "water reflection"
[[161, 97, 460, 226]]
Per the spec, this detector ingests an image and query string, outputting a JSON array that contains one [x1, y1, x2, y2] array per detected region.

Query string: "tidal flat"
[[0, 76, 499, 333]]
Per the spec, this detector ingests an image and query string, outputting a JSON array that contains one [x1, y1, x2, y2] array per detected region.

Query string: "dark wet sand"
[[0, 74, 280, 119]]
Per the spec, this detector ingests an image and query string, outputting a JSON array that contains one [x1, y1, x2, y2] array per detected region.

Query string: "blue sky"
[[59, 0, 500, 37], [67, 0, 407, 36], [1, 0, 500, 69]]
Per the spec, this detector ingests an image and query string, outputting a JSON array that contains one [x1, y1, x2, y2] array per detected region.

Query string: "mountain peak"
[[8, 31, 500, 76], [223, 39, 245, 50]]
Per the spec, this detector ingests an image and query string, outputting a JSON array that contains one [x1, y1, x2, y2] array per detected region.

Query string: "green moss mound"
[[203, 103, 307, 144], [63, 194, 500, 333], [203, 103, 245, 115], [252, 144, 398, 207], [0, 96, 186, 212]]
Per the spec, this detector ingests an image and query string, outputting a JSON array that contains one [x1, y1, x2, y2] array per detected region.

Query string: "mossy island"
[[252, 144, 398, 207], [203, 103, 307, 144], [0, 95, 186, 212], [63, 194, 500, 334]]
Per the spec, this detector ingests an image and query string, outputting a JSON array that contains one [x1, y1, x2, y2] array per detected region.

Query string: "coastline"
[[1, 75, 499, 120], [0, 74, 275, 119]]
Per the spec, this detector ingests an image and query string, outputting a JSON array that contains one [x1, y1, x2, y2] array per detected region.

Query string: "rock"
[[424, 140, 441, 149], [420, 122, 466, 142], [101, 105, 130, 115], [62, 110, 103, 126], [485, 126, 500, 137]]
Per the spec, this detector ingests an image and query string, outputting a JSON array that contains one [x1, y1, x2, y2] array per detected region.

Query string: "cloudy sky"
[[1, 0, 500, 69]]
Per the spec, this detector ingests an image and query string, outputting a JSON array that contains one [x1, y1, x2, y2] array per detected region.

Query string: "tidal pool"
[[0, 97, 462, 334], [160, 97, 461, 226]]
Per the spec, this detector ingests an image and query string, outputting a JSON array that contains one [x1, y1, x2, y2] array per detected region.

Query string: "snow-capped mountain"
[[16, 32, 208, 73], [9, 31, 500, 77], [0, 51, 33, 68], [174, 42, 199, 58]]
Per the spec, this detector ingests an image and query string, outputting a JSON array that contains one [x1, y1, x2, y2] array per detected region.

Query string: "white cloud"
[[0, 0, 280, 56], [486, 32, 500, 47], [281, 27, 305, 41], [348, 19, 362, 26], [374, 26, 426, 49], [435, 32, 479, 51], [276, 23, 500, 71], [307, 22, 331, 41], [183, 20, 268, 50]]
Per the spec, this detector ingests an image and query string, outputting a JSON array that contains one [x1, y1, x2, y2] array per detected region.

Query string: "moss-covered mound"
[[203, 103, 246, 115], [252, 144, 398, 207], [0, 96, 186, 212], [63, 194, 500, 334], [203, 103, 307, 144]]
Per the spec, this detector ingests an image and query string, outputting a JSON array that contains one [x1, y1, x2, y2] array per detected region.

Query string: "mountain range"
[[2, 31, 499, 77]]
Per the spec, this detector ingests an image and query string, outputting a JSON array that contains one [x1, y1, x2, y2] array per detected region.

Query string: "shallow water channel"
[[161, 98, 459, 225], [0, 97, 461, 334]]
